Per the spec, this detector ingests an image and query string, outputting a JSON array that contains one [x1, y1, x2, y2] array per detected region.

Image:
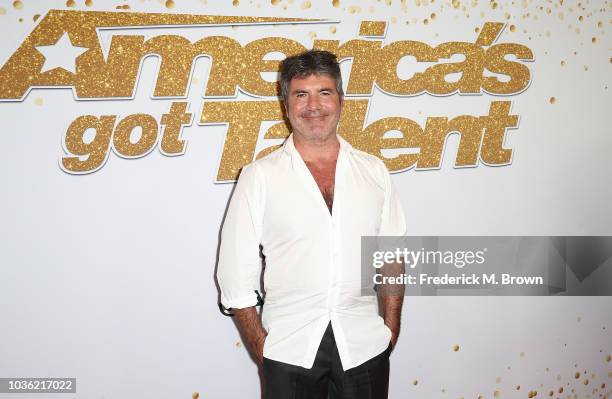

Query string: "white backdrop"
[[1, 0, 611, 398]]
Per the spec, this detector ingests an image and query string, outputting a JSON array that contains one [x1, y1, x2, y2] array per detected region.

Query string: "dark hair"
[[279, 50, 344, 103]]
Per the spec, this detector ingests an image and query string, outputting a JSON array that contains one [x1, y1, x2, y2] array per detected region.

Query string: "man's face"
[[284, 73, 343, 143]]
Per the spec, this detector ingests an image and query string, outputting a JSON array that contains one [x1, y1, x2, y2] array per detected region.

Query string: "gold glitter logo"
[[0, 10, 534, 181]]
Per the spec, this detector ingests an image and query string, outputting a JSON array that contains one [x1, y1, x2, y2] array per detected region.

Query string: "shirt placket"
[[328, 148, 344, 320]]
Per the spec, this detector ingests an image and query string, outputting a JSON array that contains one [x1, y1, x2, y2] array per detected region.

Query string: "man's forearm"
[[382, 294, 404, 348], [233, 306, 267, 364], [380, 260, 405, 349]]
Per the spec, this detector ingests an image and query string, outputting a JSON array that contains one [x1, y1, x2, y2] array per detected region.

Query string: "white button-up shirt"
[[217, 133, 406, 371]]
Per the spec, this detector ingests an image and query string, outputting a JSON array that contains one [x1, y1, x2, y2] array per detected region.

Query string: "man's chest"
[[260, 161, 386, 243], [304, 159, 336, 214]]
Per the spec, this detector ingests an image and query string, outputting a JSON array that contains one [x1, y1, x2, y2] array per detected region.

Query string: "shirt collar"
[[282, 133, 353, 157]]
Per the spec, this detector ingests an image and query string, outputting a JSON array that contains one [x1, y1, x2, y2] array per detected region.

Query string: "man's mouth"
[[300, 113, 328, 120]]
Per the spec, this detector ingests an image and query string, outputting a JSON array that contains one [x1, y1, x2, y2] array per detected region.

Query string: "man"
[[216, 50, 406, 398]]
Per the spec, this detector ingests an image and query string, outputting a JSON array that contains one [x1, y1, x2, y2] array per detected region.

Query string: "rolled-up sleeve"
[[217, 163, 265, 310], [378, 161, 407, 237]]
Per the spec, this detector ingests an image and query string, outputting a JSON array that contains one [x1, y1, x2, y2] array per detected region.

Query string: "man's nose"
[[306, 94, 321, 110]]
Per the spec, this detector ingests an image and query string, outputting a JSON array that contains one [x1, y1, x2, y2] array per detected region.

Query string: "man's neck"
[[293, 133, 340, 163]]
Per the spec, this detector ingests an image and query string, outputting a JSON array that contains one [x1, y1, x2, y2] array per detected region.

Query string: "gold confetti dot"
[[528, 390, 538, 398], [496, 377, 502, 383], [235, 341, 242, 347], [491, 1, 498, 9], [192, 393, 199, 399], [431, 12, 436, 19], [232, 0, 239, 5], [13, 1, 23, 10], [584, 378, 589, 385], [165, 0, 175, 9], [332, 0, 340, 6], [301, 0, 311, 9], [560, 60, 566, 66], [549, 96, 556, 103], [516, 385, 521, 390], [510, 24, 516, 32], [412, 380, 418, 385], [85, 0, 93, 5], [32, 13, 39, 21], [34, 97, 43, 106], [475, 27, 480, 33], [423, 18, 429, 25], [597, 21, 602, 28], [18, 17, 23, 22], [606, 354, 611, 362], [578, 15, 583, 21], [329, 26, 336, 33], [583, 65, 588, 71], [591, 36, 596, 43], [452, 345, 460, 352], [452, 0, 460, 9], [271, 0, 280, 4], [66, 0, 76, 7], [308, 31, 317, 38], [575, 372, 581, 379]]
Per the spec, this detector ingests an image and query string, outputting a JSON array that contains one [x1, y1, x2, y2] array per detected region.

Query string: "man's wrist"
[[384, 316, 400, 331]]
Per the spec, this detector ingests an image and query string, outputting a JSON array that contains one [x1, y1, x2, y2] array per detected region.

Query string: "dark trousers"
[[263, 322, 391, 399]]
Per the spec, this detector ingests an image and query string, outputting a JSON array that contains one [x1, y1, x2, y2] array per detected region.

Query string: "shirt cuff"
[[220, 293, 259, 310]]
